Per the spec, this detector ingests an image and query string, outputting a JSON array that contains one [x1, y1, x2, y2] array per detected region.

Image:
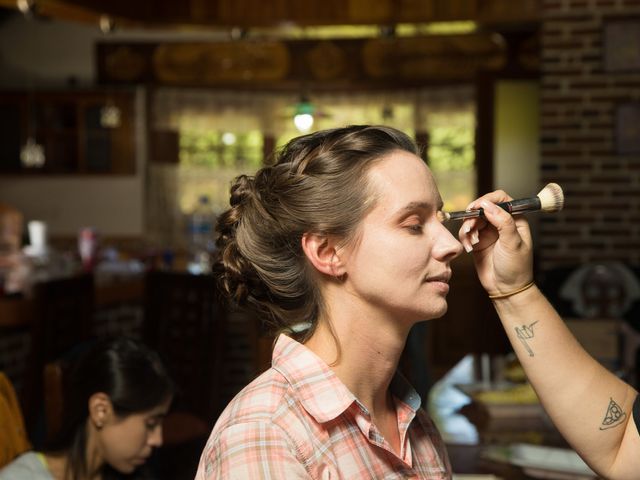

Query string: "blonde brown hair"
[[215, 125, 418, 340]]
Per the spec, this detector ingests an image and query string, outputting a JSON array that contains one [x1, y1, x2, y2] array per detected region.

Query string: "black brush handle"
[[446, 197, 541, 221]]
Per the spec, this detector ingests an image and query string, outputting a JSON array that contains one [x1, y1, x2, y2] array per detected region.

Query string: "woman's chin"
[[112, 462, 138, 475], [425, 298, 449, 317]]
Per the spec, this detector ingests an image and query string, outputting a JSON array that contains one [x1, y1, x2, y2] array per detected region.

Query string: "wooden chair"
[[42, 361, 65, 443], [143, 271, 226, 478], [144, 271, 225, 426], [23, 273, 95, 444], [41, 346, 90, 444]]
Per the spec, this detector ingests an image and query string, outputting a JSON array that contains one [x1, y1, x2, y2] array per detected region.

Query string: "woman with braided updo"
[[196, 125, 463, 479], [197, 124, 640, 480]]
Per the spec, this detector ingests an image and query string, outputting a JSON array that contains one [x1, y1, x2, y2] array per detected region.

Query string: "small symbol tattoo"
[[515, 321, 539, 357], [600, 397, 627, 430]]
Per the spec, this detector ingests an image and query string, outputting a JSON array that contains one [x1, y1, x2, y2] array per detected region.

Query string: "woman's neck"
[[42, 452, 66, 480], [84, 422, 105, 479], [44, 448, 103, 480], [304, 306, 408, 417]]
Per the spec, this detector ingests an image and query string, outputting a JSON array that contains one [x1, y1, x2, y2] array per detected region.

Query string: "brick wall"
[[539, 0, 640, 271]]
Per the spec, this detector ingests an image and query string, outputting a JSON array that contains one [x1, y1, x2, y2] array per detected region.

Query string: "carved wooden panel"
[[97, 32, 539, 90], [361, 35, 505, 80], [153, 42, 290, 84]]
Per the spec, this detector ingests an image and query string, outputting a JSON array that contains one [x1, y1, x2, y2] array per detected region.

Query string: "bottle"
[[186, 195, 216, 274]]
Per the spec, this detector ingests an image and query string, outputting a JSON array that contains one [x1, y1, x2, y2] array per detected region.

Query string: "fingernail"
[[480, 200, 495, 211], [463, 242, 473, 253], [471, 231, 479, 245], [463, 224, 471, 234]]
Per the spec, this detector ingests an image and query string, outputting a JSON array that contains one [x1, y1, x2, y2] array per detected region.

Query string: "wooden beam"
[[0, 0, 540, 30]]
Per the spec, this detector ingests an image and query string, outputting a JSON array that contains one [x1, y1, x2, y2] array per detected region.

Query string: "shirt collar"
[[271, 334, 422, 423], [272, 334, 356, 423], [390, 370, 422, 411]]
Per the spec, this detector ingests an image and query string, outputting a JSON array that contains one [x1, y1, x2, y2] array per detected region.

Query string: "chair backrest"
[[0, 371, 31, 468], [43, 361, 65, 444], [32, 273, 95, 361], [0, 203, 23, 254], [143, 271, 225, 421], [23, 273, 95, 443]]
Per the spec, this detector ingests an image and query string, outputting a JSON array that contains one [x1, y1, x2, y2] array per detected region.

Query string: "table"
[[0, 275, 143, 328], [0, 297, 35, 328], [428, 355, 579, 479]]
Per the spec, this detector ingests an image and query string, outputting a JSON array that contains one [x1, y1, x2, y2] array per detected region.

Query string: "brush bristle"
[[536, 183, 564, 212]]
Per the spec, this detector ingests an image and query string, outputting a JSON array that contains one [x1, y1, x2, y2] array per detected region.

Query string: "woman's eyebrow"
[[399, 199, 444, 213], [400, 201, 431, 213]]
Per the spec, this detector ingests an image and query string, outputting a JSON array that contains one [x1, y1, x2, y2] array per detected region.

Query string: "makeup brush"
[[442, 182, 564, 222]]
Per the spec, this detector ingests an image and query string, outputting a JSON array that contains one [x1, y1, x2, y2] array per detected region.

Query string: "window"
[[426, 111, 476, 212], [150, 88, 476, 245], [178, 129, 263, 214]]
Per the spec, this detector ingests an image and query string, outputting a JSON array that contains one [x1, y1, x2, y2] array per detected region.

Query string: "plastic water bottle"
[[186, 195, 216, 274]]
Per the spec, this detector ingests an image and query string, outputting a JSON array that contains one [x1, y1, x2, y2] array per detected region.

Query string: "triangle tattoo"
[[599, 397, 627, 430]]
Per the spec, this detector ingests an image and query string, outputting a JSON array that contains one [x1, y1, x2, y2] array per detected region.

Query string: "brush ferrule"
[[446, 209, 482, 221], [499, 197, 541, 214]]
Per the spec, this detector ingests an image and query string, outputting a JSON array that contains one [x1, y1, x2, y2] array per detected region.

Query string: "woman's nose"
[[148, 425, 163, 448], [433, 224, 464, 261]]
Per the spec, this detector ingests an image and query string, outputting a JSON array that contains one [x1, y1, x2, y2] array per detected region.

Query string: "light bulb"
[[20, 137, 45, 168], [293, 113, 314, 132], [221, 132, 237, 145], [100, 103, 121, 128]]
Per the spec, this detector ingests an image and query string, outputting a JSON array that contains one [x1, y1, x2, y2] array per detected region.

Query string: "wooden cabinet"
[[0, 90, 135, 175]]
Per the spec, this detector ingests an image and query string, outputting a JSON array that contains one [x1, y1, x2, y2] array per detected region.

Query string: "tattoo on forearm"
[[599, 397, 627, 430], [514, 321, 539, 357]]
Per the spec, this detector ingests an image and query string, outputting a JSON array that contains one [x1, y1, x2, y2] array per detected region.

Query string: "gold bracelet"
[[488, 281, 535, 300]]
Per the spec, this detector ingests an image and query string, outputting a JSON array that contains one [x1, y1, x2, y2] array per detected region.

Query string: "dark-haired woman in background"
[[0, 337, 174, 480], [196, 125, 463, 479]]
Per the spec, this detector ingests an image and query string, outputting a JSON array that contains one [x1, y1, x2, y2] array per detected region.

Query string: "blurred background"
[[1, 1, 639, 477]]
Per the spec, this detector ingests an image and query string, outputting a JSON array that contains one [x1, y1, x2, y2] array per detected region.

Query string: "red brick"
[[591, 93, 635, 102], [542, 39, 584, 49], [589, 227, 633, 236], [542, 67, 585, 75], [564, 135, 611, 143], [545, 14, 597, 21], [567, 80, 609, 89], [540, 148, 585, 156]]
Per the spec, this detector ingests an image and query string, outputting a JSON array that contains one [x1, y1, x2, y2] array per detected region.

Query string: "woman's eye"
[[145, 420, 160, 430], [406, 224, 423, 234]]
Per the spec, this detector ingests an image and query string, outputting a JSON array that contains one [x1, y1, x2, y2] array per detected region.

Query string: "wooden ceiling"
[[0, 0, 540, 32], [0, 0, 541, 90]]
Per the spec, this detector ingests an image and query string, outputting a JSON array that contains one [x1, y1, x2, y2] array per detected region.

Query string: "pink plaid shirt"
[[195, 334, 451, 479]]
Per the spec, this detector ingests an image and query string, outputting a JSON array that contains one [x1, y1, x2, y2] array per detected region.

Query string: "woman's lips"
[[425, 272, 451, 294]]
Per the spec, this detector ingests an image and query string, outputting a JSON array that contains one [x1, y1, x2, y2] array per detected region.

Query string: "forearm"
[[492, 285, 639, 478]]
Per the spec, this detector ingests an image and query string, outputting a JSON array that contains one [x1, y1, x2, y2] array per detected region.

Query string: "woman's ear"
[[88, 392, 114, 429], [301, 232, 346, 279]]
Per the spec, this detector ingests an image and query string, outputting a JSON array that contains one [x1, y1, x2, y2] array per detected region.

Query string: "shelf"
[[0, 90, 136, 175]]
